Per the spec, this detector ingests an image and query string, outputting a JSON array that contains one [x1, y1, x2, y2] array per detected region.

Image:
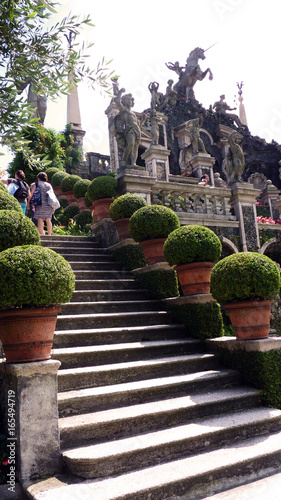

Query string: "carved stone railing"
[[150, 179, 236, 221]]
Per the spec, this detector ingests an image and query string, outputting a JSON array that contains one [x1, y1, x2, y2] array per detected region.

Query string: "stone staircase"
[[34, 234, 281, 500]]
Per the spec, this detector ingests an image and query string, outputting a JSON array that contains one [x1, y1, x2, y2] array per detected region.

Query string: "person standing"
[[28, 172, 54, 236], [1, 169, 30, 214]]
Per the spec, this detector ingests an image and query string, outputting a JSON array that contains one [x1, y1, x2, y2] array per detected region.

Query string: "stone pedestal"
[[116, 170, 155, 205], [189, 153, 216, 185], [141, 145, 170, 181], [0, 360, 61, 483], [229, 182, 260, 251]]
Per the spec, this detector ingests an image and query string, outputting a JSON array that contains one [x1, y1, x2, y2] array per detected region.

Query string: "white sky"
[[2, 0, 281, 168]]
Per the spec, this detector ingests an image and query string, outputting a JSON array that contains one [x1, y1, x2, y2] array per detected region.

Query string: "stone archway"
[[220, 237, 239, 259], [260, 238, 281, 266]]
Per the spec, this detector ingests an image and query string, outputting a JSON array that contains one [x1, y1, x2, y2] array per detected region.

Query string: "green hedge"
[[74, 210, 93, 229], [110, 244, 147, 271], [87, 174, 118, 202], [0, 190, 22, 212], [51, 171, 68, 188], [169, 302, 224, 339], [218, 348, 281, 409], [45, 167, 61, 181], [109, 194, 147, 221], [0, 210, 40, 251], [60, 174, 82, 193], [73, 178, 91, 198], [136, 269, 180, 299]]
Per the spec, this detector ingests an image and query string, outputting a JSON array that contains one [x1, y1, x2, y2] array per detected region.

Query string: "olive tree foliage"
[[0, 0, 114, 159]]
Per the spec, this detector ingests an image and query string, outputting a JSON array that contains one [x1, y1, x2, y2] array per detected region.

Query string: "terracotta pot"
[[92, 198, 114, 222], [76, 197, 87, 211], [224, 299, 274, 340], [114, 218, 130, 241], [0, 306, 61, 363], [175, 261, 214, 296], [53, 186, 63, 197], [63, 190, 76, 205], [139, 238, 166, 265]]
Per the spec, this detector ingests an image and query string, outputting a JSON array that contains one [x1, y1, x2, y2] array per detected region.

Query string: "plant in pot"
[[163, 225, 222, 295], [51, 171, 68, 197], [0, 210, 40, 251], [109, 193, 147, 241], [0, 245, 75, 362], [45, 167, 61, 182], [210, 252, 281, 340], [60, 174, 82, 204], [73, 178, 91, 210], [87, 174, 118, 222], [129, 205, 180, 265]]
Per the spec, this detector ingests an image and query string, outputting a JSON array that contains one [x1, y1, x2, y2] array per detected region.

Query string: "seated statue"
[[213, 94, 245, 129]]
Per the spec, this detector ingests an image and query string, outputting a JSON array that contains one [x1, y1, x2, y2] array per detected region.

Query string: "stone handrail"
[[150, 178, 236, 220]]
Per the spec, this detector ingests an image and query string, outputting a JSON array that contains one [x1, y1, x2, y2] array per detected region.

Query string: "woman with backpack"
[[1, 169, 30, 214], [27, 172, 54, 236]]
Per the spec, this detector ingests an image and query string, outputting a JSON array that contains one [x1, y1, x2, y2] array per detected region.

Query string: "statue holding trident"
[[166, 44, 215, 101], [109, 88, 146, 167]]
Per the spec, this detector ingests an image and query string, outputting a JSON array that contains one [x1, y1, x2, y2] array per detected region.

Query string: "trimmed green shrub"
[[51, 171, 68, 188], [62, 203, 80, 223], [73, 179, 91, 199], [45, 167, 61, 181], [0, 245, 75, 309], [87, 174, 118, 202], [60, 174, 82, 193], [0, 190, 22, 212], [164, 225, 222, 266], [129, 205, 180, 242], [110, 244, 147, 271], [218, 348, 281, 409], [0, 183, 7, 191], [74, 210, 93, 229], [210, 252, 281, 304], [0, 210, 40, 251], [84, 191, 93, 208], [136, 269, 180, 299], [109, 194, 147, 221], [170, 302, 224, 339]]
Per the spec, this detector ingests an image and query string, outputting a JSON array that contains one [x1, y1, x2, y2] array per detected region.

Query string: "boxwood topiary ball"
[[109, 193, 147, 221], [163, 225, 222, 266], [74, 210, 93, 229], [51, 171, 68, 188], [45, 167, 61, 181], [0, 190, 23, 212], [129, 205, 180, 242], [60, 174, 82, 193], [0, 210, 40, 251], [73, 179, 91, 199], [210, 252, 281, 304], [0, 183, 7, 191], [87, 174, 118, 202], [0, 245, 75, 309]]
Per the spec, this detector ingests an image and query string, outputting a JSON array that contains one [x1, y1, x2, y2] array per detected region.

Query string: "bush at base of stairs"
[[74, 210, 93, 229], [136, 269, 180, 299], [110, 244, 146, 271], [169, 302, 224, 339], [218, 348, 281, 409]]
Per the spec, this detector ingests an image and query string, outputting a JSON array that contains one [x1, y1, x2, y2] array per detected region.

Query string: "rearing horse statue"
[[166, 47, 213, 101]]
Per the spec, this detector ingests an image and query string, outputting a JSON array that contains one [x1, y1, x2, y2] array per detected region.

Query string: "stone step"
[[46, 246, 104, 254], [68, 261, 121, 270], [58, 368, 240, 417], [53, 324, 190, 347], [74, 279, 137, 290], [41, 235, 96, 242], [60, 300, 162, 315], [52, 339, 199, 369], [38, 430, 281, 499], [56, 310, 174, 330], [59, 387, 260, 450], [73, 269, 132, 280], [57, 353, 220, 392], [61, 253, 109, 261], [41, 240, 98, 248], [70, 289, 149, 302], [61, 407, 281, 478]]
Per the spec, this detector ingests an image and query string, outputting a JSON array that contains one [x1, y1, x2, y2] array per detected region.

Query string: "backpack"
[[13, 180, 29, 200], [30, 181, 42, 207]]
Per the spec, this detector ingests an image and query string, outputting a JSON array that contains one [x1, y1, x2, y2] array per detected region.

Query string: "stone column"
[[141, 145, 170, 181], [229, 182, 260, 251], [0, 360, 62, 483], [189, 153, 216, 185]]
